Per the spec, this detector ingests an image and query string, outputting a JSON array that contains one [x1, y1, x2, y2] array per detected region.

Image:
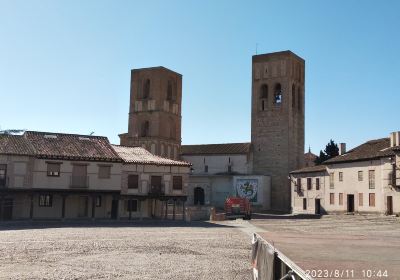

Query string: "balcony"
[[0, 177, 8, 188], [70, 175, 89, 188], [148, 185, 165, 196]]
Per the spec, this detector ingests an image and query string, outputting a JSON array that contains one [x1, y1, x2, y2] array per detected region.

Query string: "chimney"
[[396, 132, 400, 147], [339, 143, 346, 155], [390, 132, 397, 147]]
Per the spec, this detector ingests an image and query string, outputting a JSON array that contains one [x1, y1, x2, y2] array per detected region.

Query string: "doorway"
[[78, 196, 88, 217], [315, 199, 321, 215], [387, 196, 393, 215], [1, 198, 13, 220], [194, 187, 205, 205], [347, 194, 355, 213], [111, 199, 119, 219]]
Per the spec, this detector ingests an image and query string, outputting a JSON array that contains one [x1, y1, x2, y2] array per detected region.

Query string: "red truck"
[[224, 197, 252, 220]]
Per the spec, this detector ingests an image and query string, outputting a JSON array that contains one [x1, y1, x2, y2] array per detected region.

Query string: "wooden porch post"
[[29, 193, 34, 220], [91, 195, 96, 221], [139, 199, 143, 221], [173, 199, 176, 220], [129, 200, 132, 220], [165, 200, 168, 220], [182, 200, 186, 221], [0, 195, 3, 221], [61, 194, 66, 221]]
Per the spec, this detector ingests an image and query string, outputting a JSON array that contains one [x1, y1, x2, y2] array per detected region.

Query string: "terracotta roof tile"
[[0, 135, 34, 155], [181, 143, 251, 155], [25, 131, 121, 161], [324, 138, 393, 164], [112, 145, 191, 166], [290, 165, 327, 174]]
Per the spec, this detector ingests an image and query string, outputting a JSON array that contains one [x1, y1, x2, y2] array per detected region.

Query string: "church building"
[[119, 50, 306, 212]]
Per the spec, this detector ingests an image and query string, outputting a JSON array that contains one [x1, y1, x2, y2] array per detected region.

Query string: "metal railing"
[[148, 185, 165, 196], [70, 175, 89, 188]]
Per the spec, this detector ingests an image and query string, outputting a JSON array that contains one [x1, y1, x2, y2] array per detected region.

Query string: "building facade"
[[251, 51, 305, 211], [119, 67, 182, 160], [0, 131, 190, 221], [181, 143, 271, 210], [291, 133, 400, 215]]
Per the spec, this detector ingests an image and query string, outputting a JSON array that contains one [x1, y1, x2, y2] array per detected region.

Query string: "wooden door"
[[78, 196, 88, 217], [387, 196, 393, 215]]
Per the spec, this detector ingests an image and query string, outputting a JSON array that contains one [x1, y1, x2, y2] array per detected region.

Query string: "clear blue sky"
[[1, 0, 399, 153]]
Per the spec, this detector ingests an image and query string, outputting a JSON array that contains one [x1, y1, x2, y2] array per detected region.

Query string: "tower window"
[[167, 80, 173, 101], [274, 83, 282, 104], [297, 86, 302, 111], [292, 84, 296, 108], [169, 119, 176, 139], [259, 84, 268, 111], [143, 79, 150, 99], [141, 121, 150, 137]]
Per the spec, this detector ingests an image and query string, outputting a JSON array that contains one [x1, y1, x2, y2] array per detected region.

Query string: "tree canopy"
[[314, 139, 339, 165]]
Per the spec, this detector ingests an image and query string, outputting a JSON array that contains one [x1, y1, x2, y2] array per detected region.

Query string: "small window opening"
[[274, 84, 282, 104]]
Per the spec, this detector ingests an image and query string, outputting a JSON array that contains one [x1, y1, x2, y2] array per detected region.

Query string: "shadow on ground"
[[0, 219, 235, 231], [252, 213, 322, 220]]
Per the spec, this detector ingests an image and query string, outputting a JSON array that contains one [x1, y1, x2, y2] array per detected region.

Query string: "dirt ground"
[[251, 214, 400, 280], [0, 221, 252, 280]]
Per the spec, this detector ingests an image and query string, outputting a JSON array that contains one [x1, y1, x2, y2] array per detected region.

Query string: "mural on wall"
[[236, 179, 258, 202]]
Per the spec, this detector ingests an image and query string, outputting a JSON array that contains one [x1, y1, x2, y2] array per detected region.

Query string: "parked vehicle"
[[224, 197, 252, 220]]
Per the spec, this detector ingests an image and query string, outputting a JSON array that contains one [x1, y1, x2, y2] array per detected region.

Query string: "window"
[[303, 198, 307, 210], [167, 80, 173, 101], [307, 178, 312, 190], [297, 87, 302, 111], [296, 178, 301, 192], [173, 176, 183, 190], [330, 193, 335, 205], [39, 194, 52, 207], [369, 193, 375, 207], [143, 79, 150, 99], [95, 196, 102, 207], [358, 171, 363, 181], [128, 174, 139, 189], [316, 178, 320, 190], [369, 170, 375, 189], [0, 164, 7, 186], [292, 84, 296, 108], [339, 172, 343, 182], [47, 163, 61, 177], [204, 165, 208, 173], [98, 165, 111, 179], [125, 200, 138, 212], [274, 83, 282, 104], [339, 193, 343, 205], [329, 173, 334, 189], [359, 193, 363, 206], [260, 84, 268, 111], [141, 121, 150, 137]]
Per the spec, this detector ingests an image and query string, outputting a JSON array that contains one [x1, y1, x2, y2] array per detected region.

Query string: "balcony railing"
[[70, 175, 89, 188], [148, 185, 165, 196]]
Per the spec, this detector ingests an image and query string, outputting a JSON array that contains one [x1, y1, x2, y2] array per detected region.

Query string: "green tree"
[[314, 139, 339, 165]]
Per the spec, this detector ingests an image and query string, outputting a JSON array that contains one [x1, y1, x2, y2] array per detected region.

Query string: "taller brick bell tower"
[[119, 67, 182, 159], [251, 51, 305, 211]]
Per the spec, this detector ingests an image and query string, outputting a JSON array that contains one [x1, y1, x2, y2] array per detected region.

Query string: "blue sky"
[[1, 0, 399, 153]]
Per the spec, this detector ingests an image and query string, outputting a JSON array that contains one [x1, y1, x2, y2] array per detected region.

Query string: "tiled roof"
[[0, 134, 34, 155], [24, 131, 121, 162], [112, 145, 191, 166], [324, 138, 394, 164], [181, 143, 251, 155], [290, 165, 327, 174]]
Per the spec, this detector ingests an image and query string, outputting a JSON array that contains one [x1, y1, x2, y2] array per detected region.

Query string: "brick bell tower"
[[119, 67, 182, 159], [251, 51, 305, 211]]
